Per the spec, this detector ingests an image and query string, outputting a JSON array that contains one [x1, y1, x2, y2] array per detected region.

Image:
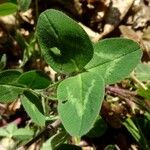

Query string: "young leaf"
[[18, 0, 31, 11], [41, 131, 68, 150], [21, 91, 45, 126], [134, 63, 150, 81], [0, 128, 10, 137], [0, 85, 24, 103], [5, 123, 18, 138], [0, 70, 26, 103], [0, 69, 21, 84], [36, 9, 93, 73], [17, 70, 51, 89], [138, 87, 150, 100], [86, 38, 142, 84], [0, 2, 17, 16], [0, 123, 33, 140], [57, 72, 105, 136], [13, 128, 34, 140]]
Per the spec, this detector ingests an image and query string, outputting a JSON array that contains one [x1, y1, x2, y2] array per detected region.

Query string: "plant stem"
[[39, 91, 58, 101], [106, 85, 138, 111], [30, 89, 58, 101], [74, 136, 81, 145], [47, 80, 62, 89], [130, 72, 148, 90], [106, 85, 150, 112], [17, 119, 61, 150], [106, 85, 137, 96]]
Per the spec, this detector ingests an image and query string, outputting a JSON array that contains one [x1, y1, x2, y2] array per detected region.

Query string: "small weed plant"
[[0, 8, 142, 149]]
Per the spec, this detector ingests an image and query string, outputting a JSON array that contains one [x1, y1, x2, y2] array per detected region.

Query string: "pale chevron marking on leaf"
[[79, 79, 96, 133], [104, 59, 120, 79], [92, 50, 137, 79], [92, 50, 138, 70], [95, 52, 113, 60], [66, 78, 96, 118], [83, 79, 96, 111], [95, 51, 132, 81], [66, 87, 83, 117]]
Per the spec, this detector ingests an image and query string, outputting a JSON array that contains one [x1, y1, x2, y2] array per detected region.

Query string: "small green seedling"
[[36, 9, 142, 136], [0, 9, 142, 139], [0, 1, 31, 16], [0, 123, 33, 140]]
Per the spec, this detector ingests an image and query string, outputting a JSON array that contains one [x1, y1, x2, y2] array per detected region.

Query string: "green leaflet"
[[0, 70, 22, 103], [17, 70, 51, 89], [36, 9, 93, 73], [18, 0, 31, 11], [0, 123, 34, 140], [86, 38, 142, 84], [0, 128, 9, 137], [41, 131, 69, 150], [0, 69, 21, 84], [12, 128, 34, 140], [21, 91, 46, 126], [0, 85, 24, 103], [0, 2, 17, 16], [138, 87, 150, 100], [134, 63, 150, 81], [0, 70, 51, 102], [57, 72, 104, 136]]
